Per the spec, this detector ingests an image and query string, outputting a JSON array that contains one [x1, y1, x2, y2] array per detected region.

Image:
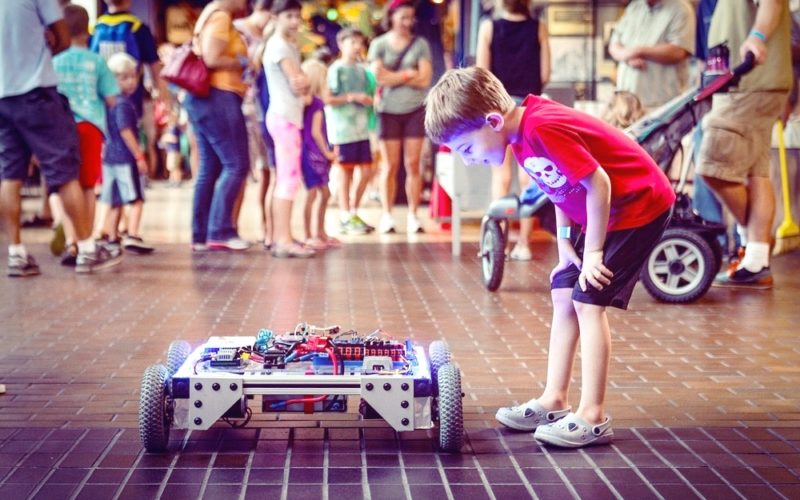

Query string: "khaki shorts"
[[697, 91, 788, 183]]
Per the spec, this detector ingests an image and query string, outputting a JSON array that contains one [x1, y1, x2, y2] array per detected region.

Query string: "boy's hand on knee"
[[579, 250, 613, 292], [550, 241, 582, 283]]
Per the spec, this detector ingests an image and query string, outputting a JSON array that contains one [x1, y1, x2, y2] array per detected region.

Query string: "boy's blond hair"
[[106, 52, 138, 75], [424, 66, 515, 144], [301, 59, 328, 98]]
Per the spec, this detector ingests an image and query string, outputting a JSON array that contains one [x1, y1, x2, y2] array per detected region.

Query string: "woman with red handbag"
[[183, 0, 252, 252]]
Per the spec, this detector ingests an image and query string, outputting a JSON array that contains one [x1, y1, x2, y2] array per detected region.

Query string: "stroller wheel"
[[480, 219, 506, 291], [640, 228, 716, 304]]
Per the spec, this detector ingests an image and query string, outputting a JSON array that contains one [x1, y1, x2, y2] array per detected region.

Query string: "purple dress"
[[301, 96, 330, 189]]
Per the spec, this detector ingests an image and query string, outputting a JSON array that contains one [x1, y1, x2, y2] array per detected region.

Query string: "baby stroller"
[[479, 51, 755, 303]]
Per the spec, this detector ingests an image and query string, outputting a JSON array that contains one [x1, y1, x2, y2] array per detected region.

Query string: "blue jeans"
[[184, 88, 250, 243]]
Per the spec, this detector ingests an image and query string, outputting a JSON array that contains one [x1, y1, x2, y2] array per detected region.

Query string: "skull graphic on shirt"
[[523, 157, 568, 189]]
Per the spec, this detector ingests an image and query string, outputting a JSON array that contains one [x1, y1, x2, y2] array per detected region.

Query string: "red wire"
[[282, 347, 339, 407]]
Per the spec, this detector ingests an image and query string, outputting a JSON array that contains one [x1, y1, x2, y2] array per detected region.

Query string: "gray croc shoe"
[[534, 412, 613, 448], [495, 399, 571, 431]]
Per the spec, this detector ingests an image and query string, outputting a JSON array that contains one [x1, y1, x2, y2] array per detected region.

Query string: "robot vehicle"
[[138, 324, 464, 453]]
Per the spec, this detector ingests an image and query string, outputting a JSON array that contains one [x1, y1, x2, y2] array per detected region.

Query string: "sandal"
[[271, 243, 315, 259], [303, 238, 328, 251], [495, 399, 571, 431], [323, 237, 342, 248], [533, 412, 613, 448]]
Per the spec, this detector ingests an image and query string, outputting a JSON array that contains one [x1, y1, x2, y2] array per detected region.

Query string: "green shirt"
[[325, 60, 372, 145], [53, 47, 119, 135], [708, 0, 792, 92]]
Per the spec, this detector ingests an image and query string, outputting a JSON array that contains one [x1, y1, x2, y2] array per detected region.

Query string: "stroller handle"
[[694, 51, 756, 103]]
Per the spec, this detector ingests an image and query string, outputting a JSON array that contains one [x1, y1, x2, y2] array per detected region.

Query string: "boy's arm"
[[577, 166, 613, 291], [119, 128, 148, 174], [539, 21, 551, 88], [475, 19, 492, 70]]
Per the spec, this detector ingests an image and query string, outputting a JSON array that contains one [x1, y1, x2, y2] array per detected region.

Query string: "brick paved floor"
[[2, 190, 800, 498], [0, 239, 800, 500]]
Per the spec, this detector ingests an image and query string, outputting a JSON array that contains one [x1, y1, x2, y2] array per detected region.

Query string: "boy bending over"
[[425, 67, 675, 448]]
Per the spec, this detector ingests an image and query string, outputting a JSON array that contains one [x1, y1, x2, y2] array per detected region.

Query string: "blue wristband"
[[750, 30, 767, 42], [557, 226, 571, 239], [237, 55, 249, 68]]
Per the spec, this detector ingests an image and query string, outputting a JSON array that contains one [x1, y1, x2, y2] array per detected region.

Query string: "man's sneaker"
[[495, 399, 571, 431], [75, 246, 123, 273], [8, 254, 41, 277], [207, 237, 251, 251], [378, 213, 396, 234], [97, 235, 123, 258], [534, 412, 614, 448], [60, 243, 78, 267], [407, 213, 423, 234], [123, 235, 155, 254], [341, 215, 369, 235], [715, 266, 773, 289]]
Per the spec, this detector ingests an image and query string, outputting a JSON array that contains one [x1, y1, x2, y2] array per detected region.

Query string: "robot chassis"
[[138, 323, 464, 453]]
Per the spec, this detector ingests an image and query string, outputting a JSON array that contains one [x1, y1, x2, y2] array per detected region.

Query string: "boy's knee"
[[572, 300, 606, 318]]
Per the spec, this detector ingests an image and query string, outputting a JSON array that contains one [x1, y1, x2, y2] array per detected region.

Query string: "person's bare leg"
[[317, 186, 330, 240], [537, 288, 580, 410], [572, 301, 611, 424], [83, 188, 96, 237], [102, 206, 122, 240], [746, 176, 775, 244], [57, 179, 91, 240], [232, 182, 245, 232], [338, 167, 353, 220], [127, 200, 144, 237], [379, 139, 401, 215], [353, 165, 373, 211], [403, 137, 424, 215], [257, 169, 269, 242], [0, 180, 23, 244], [50, 194, 77, 245], [303, 188, 317, 241], [272, 197, 294, 246], [700, 175, 748, 226], [264, 170, 276, 245]]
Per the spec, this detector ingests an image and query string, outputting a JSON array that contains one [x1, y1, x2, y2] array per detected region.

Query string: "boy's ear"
[[485, 112, 504, 131]]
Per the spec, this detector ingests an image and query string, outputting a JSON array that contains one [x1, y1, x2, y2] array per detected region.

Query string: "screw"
[[401, 383, 409, 391], [212, 383, 220, 391], [383, 383, 392, 391], [194, 417, 202, 425], [401, 418, 409, 426], [194, 383, 203, 390], [230, 383, 238, 391], [194, 400, 202, 408], [401, 400, 409, 408], [366, 383, 374, 391]]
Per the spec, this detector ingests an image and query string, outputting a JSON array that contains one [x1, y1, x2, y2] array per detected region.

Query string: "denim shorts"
[[551, 209, 671, 310], [100, 163, 144, 207], [0, 87, 80, 190]]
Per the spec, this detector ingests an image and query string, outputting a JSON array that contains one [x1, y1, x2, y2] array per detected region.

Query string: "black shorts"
[[0, 87, 80, 190], [337, 139, 372, 166], [551, 209, 672, 310], [378, 107, 425, 140]]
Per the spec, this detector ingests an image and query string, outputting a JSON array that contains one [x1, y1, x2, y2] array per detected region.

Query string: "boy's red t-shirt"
[[511, 95, 675, 231]]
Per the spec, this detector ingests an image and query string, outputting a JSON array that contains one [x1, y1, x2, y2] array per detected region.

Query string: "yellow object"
[[774, 120, 800, 255]]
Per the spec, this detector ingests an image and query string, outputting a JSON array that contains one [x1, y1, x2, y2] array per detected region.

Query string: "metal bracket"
[[360, 374, 416, 431], [188, 375, 244, 430]]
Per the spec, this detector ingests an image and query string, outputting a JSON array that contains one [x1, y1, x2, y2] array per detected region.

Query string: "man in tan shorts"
[[697, 0, 792, 287]]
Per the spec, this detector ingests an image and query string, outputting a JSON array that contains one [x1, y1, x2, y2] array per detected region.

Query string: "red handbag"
[[162, 43, 210, 97], [161, 8, 222, 98]]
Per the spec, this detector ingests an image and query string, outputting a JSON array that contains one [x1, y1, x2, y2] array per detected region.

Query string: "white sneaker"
[[534, 412, 614, 448], [406, 213, 423, 234], [495, 399, 571, 431], [378, 213, 396, 234], [509, 244, 532, 261]]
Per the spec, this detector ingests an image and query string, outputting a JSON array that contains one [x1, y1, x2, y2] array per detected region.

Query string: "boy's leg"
[[353, 165, 373, 211], [572, 301, 611, 424], [126, 200, 144, 238], [338, 166, 353, 222], [0, 180, 23, 245], [538, 288, 581, 410]]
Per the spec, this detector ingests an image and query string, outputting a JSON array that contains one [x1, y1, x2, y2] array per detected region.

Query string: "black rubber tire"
[[707, 236, 724, 275], [480, 219, 506, 291], [166, 340, 191, 377], [436, 363, 464, 453], [429, 340, 452, 390], [640, 228, 716, 304], [138, 364, 171, 452]]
